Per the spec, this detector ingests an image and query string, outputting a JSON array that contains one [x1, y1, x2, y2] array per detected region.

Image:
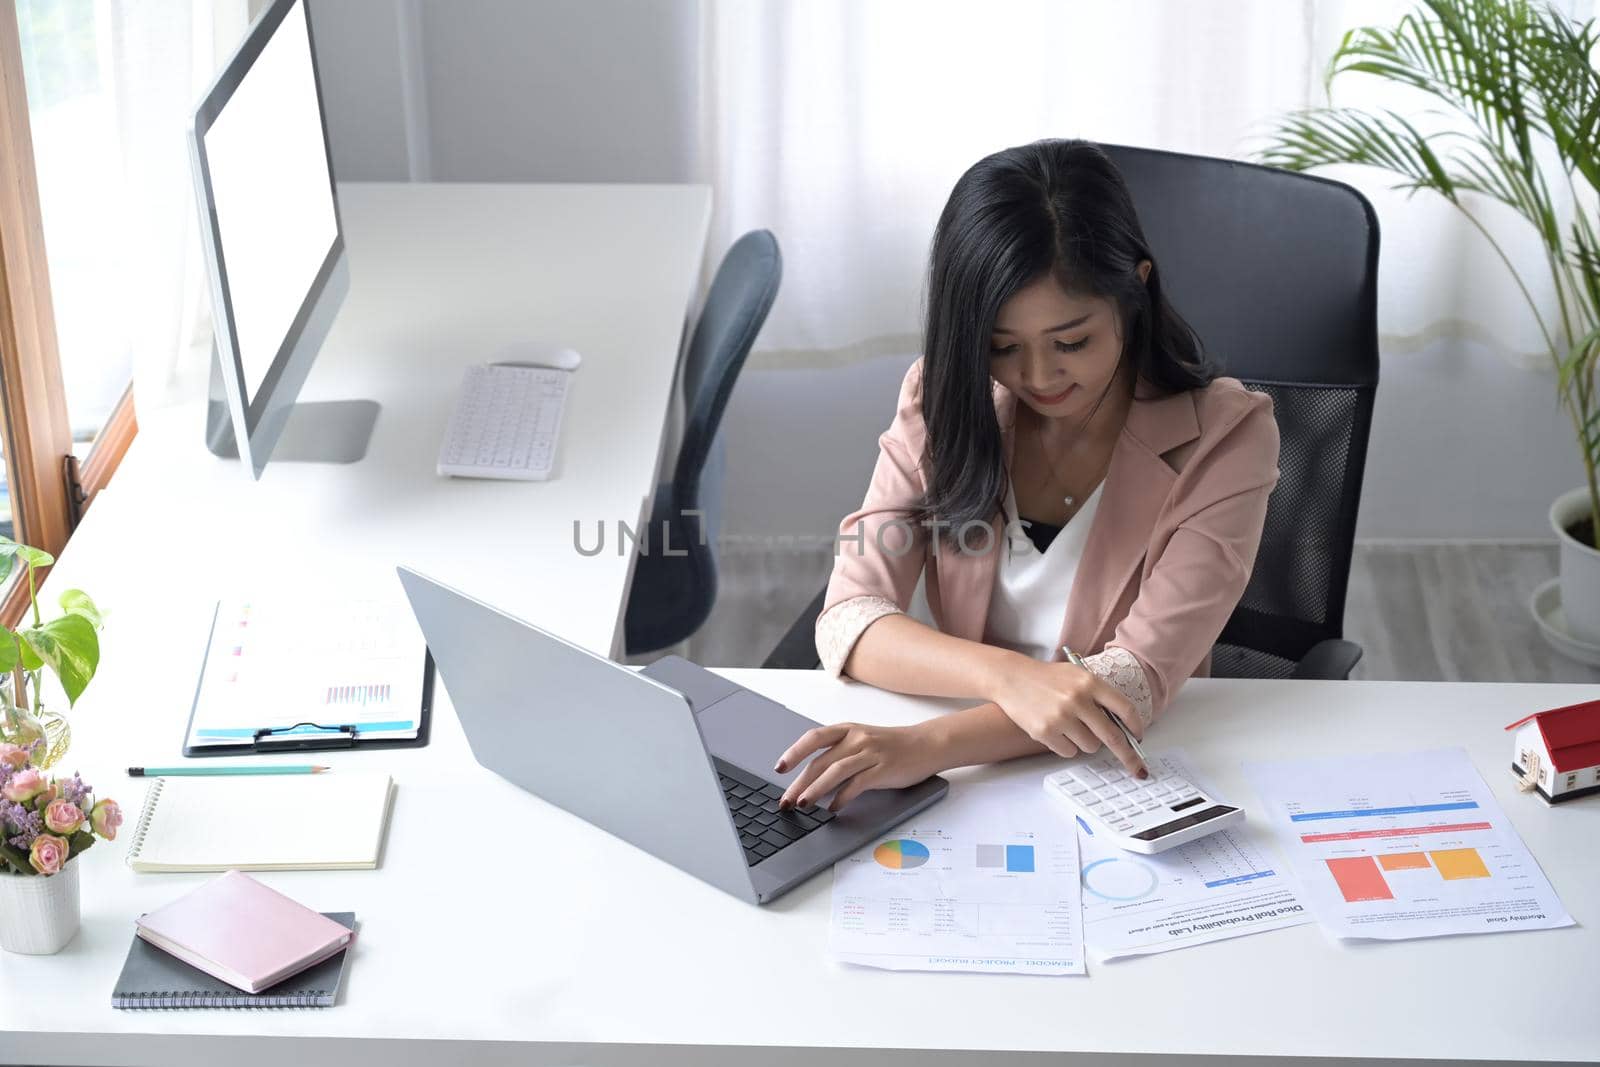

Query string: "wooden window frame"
[[0, 4, 138, 627]]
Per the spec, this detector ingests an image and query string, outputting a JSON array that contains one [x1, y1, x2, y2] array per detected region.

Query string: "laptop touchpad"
[[698, 691, 822, 788], [638, 656, 741, 714]]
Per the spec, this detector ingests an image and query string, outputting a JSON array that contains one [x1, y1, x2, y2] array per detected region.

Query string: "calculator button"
[[1070, 769, 1103, 786], [1064, 781, 1090, 796], [1086, 800, 1110, 814], [1115, 781, 1140, 794], [1140, 800, 1163, 811]]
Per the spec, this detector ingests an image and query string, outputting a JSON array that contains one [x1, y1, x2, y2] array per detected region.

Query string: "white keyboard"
[[437, 363, 571, 480], [1043, 753, 1243, 854]]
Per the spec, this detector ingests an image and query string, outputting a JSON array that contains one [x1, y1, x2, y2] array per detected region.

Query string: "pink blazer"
[[818, 357, 1281, 717]]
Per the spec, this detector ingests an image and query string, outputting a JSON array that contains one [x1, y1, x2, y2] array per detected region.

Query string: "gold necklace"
[[1030, 412, 1106, 509]]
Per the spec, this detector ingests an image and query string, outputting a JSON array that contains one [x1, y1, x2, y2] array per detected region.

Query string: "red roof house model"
[[1505, 699, 1600, 773]]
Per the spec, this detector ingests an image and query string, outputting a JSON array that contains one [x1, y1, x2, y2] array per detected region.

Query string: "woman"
[[775, 138, 1280, 813]]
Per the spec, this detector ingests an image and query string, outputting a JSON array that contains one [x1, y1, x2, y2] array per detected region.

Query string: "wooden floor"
[[656, 542, 1600, 685]]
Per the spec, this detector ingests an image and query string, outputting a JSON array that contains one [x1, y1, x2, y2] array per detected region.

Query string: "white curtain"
[[110, 0, 249, 415], [697, 0, 1598, 372]]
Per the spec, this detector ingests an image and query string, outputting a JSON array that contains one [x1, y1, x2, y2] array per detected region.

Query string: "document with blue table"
[[185, 596, 427, 750], [1075, 751, 1310, 961], [829, 774, 1086, 975]]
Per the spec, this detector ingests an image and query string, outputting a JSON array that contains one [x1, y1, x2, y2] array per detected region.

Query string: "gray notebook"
[[111, 911, 357, 1009]]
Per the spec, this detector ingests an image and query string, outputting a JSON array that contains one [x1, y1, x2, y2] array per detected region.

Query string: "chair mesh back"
[[1213, 382, 1371, 676], [1097, 143, 1380, 679]]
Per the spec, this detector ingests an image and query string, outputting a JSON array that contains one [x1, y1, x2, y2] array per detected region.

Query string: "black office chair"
[[624, 230, 782, 656], [763, 145, 1378, 680]]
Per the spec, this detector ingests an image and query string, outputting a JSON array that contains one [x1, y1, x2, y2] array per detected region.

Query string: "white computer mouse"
[[490, 343, 582, 372]]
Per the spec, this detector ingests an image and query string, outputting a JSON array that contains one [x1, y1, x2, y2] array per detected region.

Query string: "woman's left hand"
[[774, 721, 942, 812]]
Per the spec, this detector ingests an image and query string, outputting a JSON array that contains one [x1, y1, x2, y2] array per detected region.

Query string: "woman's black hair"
[[912, 138, 1215, 540]]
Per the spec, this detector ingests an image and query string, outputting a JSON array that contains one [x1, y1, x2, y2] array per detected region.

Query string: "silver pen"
[[1062, 646, 1148, 768]]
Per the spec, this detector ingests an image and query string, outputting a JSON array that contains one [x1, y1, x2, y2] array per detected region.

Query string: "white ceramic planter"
[[0, 859, 80, 955], [1551, 487, 1600, 645]]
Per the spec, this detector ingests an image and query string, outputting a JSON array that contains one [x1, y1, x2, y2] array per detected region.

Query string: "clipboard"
[[180, 600, 435, 758]]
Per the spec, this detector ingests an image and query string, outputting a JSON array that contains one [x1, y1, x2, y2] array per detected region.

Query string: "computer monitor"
[[188, 0, 378, 479]]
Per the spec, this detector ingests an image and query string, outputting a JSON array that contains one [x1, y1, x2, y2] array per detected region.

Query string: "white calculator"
[[1043, 753, 1243, 854]]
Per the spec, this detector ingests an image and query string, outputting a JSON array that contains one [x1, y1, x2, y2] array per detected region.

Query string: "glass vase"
[[0, 677, 69, 769]]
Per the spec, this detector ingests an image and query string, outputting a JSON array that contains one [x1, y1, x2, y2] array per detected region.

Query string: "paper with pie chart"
[[829, 773, 1085, 975], [1243, 747, 1573, 941], [1076, 751, 1310, 961]]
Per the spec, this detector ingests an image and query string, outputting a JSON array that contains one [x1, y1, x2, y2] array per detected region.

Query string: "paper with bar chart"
[[830, 773, 1084, 975], [187, 596, 427, 747], [1243, 747, 1573, 940], [1077, 752, 1310, 961]]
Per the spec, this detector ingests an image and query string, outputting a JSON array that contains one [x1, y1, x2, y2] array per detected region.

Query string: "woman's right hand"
[[990, 658, 1148, 776]]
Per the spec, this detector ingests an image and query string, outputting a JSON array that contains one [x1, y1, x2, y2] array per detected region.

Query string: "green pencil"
[[127, 765, 330, 777]]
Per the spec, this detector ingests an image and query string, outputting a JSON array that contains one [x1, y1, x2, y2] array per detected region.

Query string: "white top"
[[984, 477, 1105, 660]]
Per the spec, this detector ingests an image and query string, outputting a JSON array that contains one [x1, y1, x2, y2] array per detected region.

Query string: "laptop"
[[397, 566, 948, 904]]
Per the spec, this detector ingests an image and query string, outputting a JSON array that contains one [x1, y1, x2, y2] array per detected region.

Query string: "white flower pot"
[[0, 860, 80, 955], [1551, 487, 1600, 646]]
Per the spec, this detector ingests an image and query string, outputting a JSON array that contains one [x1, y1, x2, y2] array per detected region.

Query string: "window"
[[0, 1, 138, 624], [15, 0, 132, 451]]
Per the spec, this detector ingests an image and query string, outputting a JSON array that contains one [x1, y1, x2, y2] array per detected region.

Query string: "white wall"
[[307, 0, 1581, 544], [307, 0, 414, 180], [309, 0, 698, 183]]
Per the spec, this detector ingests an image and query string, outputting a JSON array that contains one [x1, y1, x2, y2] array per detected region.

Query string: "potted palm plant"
[[1257, 0, 1600, 659]]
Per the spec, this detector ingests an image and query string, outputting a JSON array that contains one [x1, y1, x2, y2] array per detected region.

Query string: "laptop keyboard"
[[715, 758, 835, 866]]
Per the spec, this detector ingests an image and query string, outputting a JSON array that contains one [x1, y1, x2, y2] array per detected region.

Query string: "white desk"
[[3, 668, 1597, 1066], [90, 180, 712, 660]]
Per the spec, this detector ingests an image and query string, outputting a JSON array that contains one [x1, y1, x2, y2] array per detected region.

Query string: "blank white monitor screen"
[[202, 0, 337, 408]]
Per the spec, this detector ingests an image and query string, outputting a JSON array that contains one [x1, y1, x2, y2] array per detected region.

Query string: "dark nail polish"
[[1137, 768, 1149, 780]]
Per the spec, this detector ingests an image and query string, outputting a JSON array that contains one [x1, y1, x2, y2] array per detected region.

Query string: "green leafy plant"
[[0, 538, 104, 768], [1256, 0, 1600, 546]]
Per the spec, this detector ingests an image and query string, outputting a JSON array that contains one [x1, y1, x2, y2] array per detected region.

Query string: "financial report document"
[[1243, 747, 1573, 940], [829, 774, 1085, 975], [1078, 752, 1310, 961]]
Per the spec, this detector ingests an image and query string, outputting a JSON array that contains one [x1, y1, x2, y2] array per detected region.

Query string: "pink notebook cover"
[[135, 870, 355, 994]]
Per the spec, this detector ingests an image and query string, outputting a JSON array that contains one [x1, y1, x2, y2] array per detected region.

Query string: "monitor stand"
[[204, 397, 380, 463], [204, 339, 380, 463]]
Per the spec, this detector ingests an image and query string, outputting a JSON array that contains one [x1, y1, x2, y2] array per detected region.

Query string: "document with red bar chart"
[[1243, 747, 1572, 940]]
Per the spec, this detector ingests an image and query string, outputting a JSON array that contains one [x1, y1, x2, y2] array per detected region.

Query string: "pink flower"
[[28, 833, 69, 875], [0, 742, 27, 769], [43, 798, 84, 835], [2, 768, 45, 803], [91, 798, 123, 840]]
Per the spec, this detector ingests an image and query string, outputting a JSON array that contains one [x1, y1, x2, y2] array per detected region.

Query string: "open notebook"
[[126, 772, 394, 872]]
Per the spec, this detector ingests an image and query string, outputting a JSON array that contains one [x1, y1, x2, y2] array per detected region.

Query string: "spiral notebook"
[[112, 912, 356, 1008], [125, 772, 394, 872]]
